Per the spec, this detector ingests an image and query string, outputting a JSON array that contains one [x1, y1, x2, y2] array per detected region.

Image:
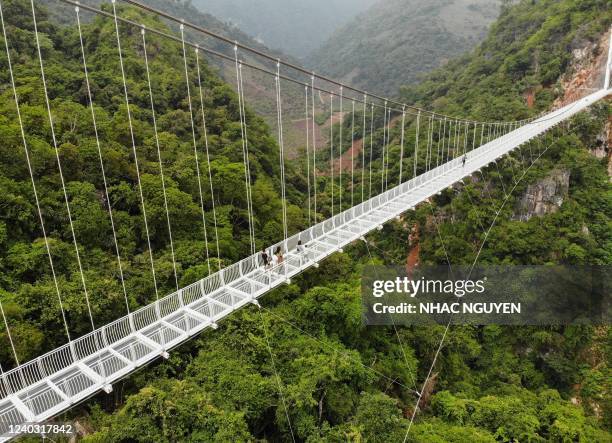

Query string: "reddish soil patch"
[[406, 223, 420, 277]]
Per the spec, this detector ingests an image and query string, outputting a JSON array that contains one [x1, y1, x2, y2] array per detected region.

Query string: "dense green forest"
[[0, 0, 611, 441], [0, 0, 308, 361], [308, 0, 501, 96]]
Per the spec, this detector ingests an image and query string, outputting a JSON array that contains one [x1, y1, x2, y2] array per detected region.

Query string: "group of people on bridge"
[[260, 240, 307, 270]]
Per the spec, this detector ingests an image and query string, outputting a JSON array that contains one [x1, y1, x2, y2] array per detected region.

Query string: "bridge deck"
[[0, 89, 608, 440]]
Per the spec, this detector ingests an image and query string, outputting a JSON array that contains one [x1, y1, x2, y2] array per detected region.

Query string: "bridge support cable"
[[111, 0, 159, 304], [305, 86, 312, 226], [195, 48, 222, 269], [143, 27, 179, 290], [453, 120, 460, 160], [311, 75, 318, 221], [75, 6, 131, 315], [361, 94, 367, 203], [381, 101, 387, 194], [274, 62, 289, 247], [30, 0, 96, 330], [368, 104, 375, 198], [448, 119, 455, 162], [398, 106, 406, 185], [412, 110, 421, 180], [32, 0, 98, 334], [436, 118, 446, 168], [234, 47, 256, 256], [463, 121, 469, 159], [0, 0, 72, 346], [339, 86, 344, 210], [181, 25, 212, 274], [424, 115, 433, 172], [239, 62, 256, 254], [385, 107, 392, 190], [350, 99, 356, 207], [329, 93, 335, 216]]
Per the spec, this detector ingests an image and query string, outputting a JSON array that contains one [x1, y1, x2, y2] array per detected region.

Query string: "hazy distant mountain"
[[191, 0, 378, 58], [307, 0, 501, 96]]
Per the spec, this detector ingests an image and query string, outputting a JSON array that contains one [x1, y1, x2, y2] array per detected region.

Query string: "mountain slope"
[[45, 0, 282, 59], [308, 0, 501, 96], [191, 0, 378, 58]]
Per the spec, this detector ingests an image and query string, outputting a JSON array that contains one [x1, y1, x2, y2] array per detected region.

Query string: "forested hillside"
[[191, 0, 378, 58], [0, 0, 307, 363], [308, 0, 501, 96], [0, 0, 610, 441]]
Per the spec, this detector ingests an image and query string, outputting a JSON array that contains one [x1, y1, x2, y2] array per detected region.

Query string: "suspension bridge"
[[0, 0, 610, 439]]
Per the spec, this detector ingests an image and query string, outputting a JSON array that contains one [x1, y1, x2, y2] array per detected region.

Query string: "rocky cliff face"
[[553, 30, 610, 108], [514, 169, 570, 221]]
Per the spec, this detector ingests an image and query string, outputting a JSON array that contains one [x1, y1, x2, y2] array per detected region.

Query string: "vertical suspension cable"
[[361, 93, 367, 202], [435, 118, 444, 167], [463, 121, 469, 158], [413, 110, 421, 178], [311, 75, 317, 220], [380, 100, 387, 194], [350, 99, 355, 207], [0, 301, 21, 368], [275, 62, 288, 242], [112, 0, 159, 300], [452, 120, 459, 161], [425, 115, 433, 171], [142, 27, 179, 289], [385, 107, 391, 189], [234, 45, 256, 255], [368, 104, 374, 198], [240, 63, 256, 255], [304, 86, 311, 226], [480, 123, 485, 147], [76, 6, 130, 313], [444, 119, 451, 162], [454, 120, 461, 161], [338, 86, 343, 210], [329, 93, 334, 216], [32, 0, 96, 330], [1, 0, 71, 344], [195, 47, 221, 268], [398, 106, 406, 185], [181, 24, 212, 273]]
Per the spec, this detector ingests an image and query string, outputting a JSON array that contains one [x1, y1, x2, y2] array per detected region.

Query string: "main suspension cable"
[[118, 0, 534, 125]]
